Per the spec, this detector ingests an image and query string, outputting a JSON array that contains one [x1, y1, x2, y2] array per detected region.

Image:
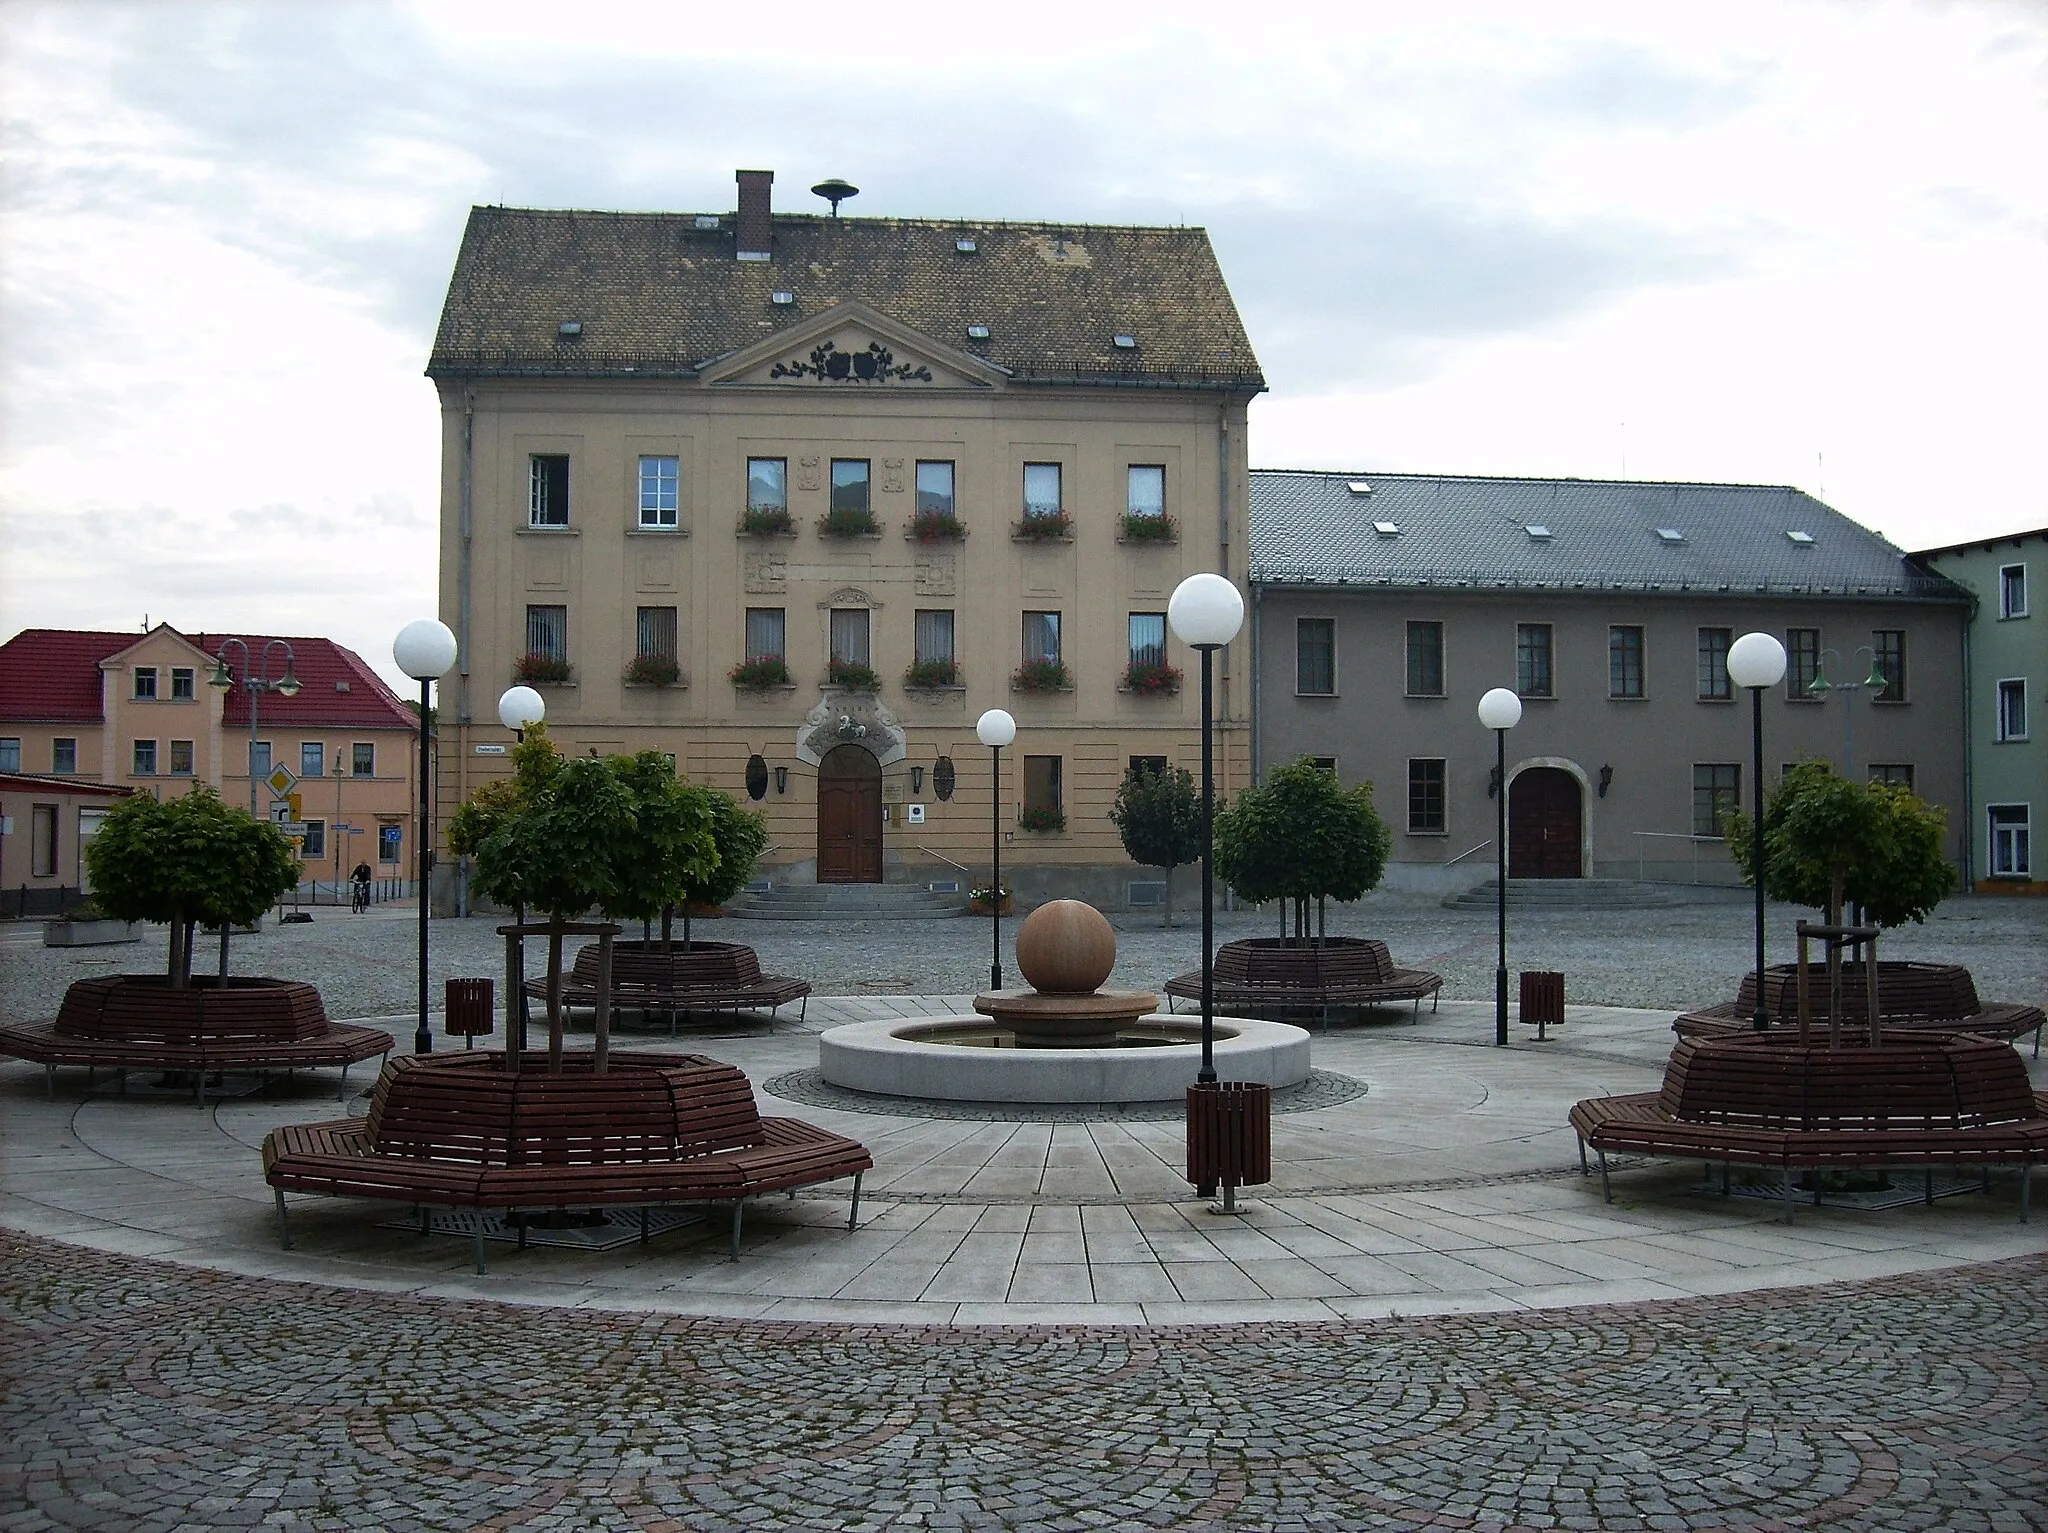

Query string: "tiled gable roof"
[[428, 207, 1263, 391], [1249, 471, 1966, 603], [0, 630, 140, 722]]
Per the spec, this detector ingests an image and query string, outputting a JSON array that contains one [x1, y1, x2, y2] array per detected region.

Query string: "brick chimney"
[[736, 169, 773, 261]]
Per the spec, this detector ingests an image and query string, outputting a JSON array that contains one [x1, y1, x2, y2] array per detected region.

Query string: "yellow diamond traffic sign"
[[266, 765, 298, 799]]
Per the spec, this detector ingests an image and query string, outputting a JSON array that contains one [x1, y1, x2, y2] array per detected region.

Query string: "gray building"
[[1248, 471, 1970, 894]]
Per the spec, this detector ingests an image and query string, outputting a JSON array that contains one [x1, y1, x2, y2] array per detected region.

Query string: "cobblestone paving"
[[2, 1232, 2042, 1532]]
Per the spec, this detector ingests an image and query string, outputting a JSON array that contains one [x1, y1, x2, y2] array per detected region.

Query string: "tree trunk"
[[1827, 862, 1847, 1046], [1161, 865, 1175, 929], [166, 912, 186, 988], [217, 923, 231, 984], [661, 903, 674, 955], [546, 922, 565, 1073], [683, 907, 693, 948]]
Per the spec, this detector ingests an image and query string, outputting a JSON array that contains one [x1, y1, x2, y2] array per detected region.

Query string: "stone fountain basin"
[[818, 1013, 1311, 1103]]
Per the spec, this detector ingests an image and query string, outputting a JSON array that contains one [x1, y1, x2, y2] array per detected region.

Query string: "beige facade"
[[430, 189, 1262, 906], [0, 773, 130, 913]]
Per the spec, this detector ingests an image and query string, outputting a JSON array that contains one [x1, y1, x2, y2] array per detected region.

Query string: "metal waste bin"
[[445, 977, 495, 1046], [1520, 970, 1564, 1039], [1186, 1081, 1272, 1210]]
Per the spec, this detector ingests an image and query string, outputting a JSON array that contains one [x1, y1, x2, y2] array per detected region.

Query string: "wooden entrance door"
[[1508, 767, 1582, 878], [817, 745, 883, 883]]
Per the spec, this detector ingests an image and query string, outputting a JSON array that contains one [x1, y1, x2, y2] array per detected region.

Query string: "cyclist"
[[349, 861, 372, 914]]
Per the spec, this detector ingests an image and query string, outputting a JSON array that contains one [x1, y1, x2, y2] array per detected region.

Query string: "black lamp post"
[[1168, 573, 1246, 1085], [975, 709, 1015, 990], [1728, 633, 1788, 1031], [207, 638, 302, 816], [394, 620, 459, 1056], [1476, 687, 1522, 1046]]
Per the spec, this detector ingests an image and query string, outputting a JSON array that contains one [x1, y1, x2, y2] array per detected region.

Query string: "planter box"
[[43, 919, 140, 948]]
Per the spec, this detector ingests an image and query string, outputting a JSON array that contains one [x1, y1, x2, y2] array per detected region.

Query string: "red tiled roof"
[[0, 772, 132, 799], [0, 628, 418, 732]]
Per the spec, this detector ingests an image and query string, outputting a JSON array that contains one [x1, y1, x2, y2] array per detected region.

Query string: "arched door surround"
[[817, 744, 883, 884], [1508, 764, 1585, 879]]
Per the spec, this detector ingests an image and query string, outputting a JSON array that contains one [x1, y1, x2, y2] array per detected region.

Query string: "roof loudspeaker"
[[812, 178, 859, 217]]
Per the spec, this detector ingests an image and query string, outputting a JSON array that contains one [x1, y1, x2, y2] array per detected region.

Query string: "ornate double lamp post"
[[207, 638, 301, 816], [1727, 632, 1788, 1032], [975, 709, 1016, 990], [394, 619, 460, 1056], [1476, 687, 1522, 1046], [1167, 572, 1246, 1085]]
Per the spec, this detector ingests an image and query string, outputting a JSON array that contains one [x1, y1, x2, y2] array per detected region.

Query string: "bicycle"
[[350, 880, 371, 915]]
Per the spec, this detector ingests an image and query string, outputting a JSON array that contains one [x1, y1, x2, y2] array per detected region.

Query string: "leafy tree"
[[447, 725, 564, 915], [84, 786, 301, 987], [1108, 763, 1203, 926], [1213, 758, 1391, 942], [671, 790, 769, 947], [1727, 761, 1955, 930]]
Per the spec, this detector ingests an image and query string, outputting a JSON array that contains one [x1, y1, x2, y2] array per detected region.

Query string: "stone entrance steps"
[[725, 883, 969, 921], [1441, 878, 1689, 911]]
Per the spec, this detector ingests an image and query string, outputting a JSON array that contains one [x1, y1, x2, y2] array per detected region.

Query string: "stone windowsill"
[[517, 524, 580, 537], [626, 526, 688, 538]]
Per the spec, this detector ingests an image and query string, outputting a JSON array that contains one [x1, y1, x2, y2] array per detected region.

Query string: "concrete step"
[[725, 882, 970, 921], [1441, 878, 1689, 911]]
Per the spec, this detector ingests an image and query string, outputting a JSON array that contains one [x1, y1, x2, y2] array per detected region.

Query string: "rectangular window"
[[170, 740, 195, 776], [1998, 679, 2028, 741], [1989, 804, 2031, 877], [352, 742, 375, 777], [170, 667, 195, 700], [1869, 764, 1915, 790], [0, 738, 17, 773], [1516, 623, 1554, 698], [1696, 627, 1732, 700], [525, 604, 567, 662], [133, 667, 158, 700], [638, 455, 679, 528], [915, 461, 955, 516], [1127, 465, 1165, 518], [2000, 563, 2028, 619], [133, 740, 157, 775], [1786, 628, 1822, 699], [830, 458, 871, 516], [1023, 755, 1064, 813], [300, 742, 324, 778], [1608, 626, 1644, 699], [32, 804, 58, 877], [300, 820, 325, 858], [744, 608, 785, 663], [1128, 612, 1166, 668], [250, 741, 271, 780], [1310, 756, 1338, 774], [1023, 462, 1062, 515], [635, 605, 678, 661], [1023, 611, 1062, 665], [1692, 763, 1740, 837], [1129, 755, 1168, 779], [1406, 621, 1444, 697], [1407, 758, 1447, 834], [746, 457, 787, 512], [829, 608, 871, 667], [529, 454, 570, 527], [1873, 630, 1906, 702], [1296, 617, 1335, 695], [52, 738, 77, 774], [914, 609, 955, 664]]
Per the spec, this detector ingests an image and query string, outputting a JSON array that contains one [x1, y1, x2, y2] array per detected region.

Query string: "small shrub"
[[739, 505, 794, 535], [1011, 658, 1071, 693], [968, 884, 1009, 907], [904, 657, 960, 689], [729, 656, 792, 690], [1122, 660, 1182, 695], [818, 507, 881, 538], [624, 654, 680, 687], [1015, 509, 1073, 542], [910, 509, 966, 542], [826, 658, 882, 692], [1120, 512, 1178, 543], [514, 652, 573, 684], [1019, 804, 1066, 833]]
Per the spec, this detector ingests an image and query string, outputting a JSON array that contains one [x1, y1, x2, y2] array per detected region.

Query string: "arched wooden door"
[[1508, 767, 1582, 878], [817, 745, 883, 884]]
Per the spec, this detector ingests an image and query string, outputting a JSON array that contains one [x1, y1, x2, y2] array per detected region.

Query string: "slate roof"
[[1249, 471, 1967, 603], [428, 207, 1263, 391], [0, 629, 418, 731]]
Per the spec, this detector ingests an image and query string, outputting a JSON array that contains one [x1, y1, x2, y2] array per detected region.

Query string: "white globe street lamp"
[[498, 685, 546, 738], [1476, 687, 1523, 1045], [394, 619, 459, 1056], [1727, 633, 1788, 1032], [975, 709, 1017, 989]]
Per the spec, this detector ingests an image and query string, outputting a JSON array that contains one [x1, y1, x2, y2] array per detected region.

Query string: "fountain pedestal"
[[972, 988, 1158, 1048]]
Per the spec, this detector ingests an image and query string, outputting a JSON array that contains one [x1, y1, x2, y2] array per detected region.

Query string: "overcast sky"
[[3, 0, 2043, 695]]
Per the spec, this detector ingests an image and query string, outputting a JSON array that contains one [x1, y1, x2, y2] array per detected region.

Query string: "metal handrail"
[[908, 844, 974, 875], [1444, 839, 1493, 868], [1633, 830, 1728, 884]]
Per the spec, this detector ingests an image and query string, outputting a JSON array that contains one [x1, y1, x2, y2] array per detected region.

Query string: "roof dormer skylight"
[[693, 215, 720, 230], [1655, 527, 1685, 543], [956, 237, 978, 254], [1372, 521, 1400, 537], [1525, 524, 1552, 540], [557, 321, 582, 337], [1112, 334, 1138, 349], [1346, 480, 1373, 496], [966, 324, 991, 340], [770, 291, 795, 305], [1786, 530, 1815, 546]]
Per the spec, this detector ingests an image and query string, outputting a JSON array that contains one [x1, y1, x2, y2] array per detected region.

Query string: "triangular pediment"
[[703, 302, 1006, 390]]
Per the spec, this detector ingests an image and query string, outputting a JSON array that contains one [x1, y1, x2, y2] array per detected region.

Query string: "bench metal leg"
[[1783, 1169, 1798, 1223], [640, 1206, 650, 1244], [730, 1200, 744, 1260], [1575, 1137, 1588, 1176], [1925, 1168, 1935, 1206], [337, 1063, 351, 1102], [44, 1064, 55, 1100], [475, 1226, 487, 1276], [273, 1187, 292, 1250], [417, 1205, 430, 1237], [848, 1171, 864, 1231], [2023, 1166, 2032, 1224], [1596, 1147, 1612, 1204]]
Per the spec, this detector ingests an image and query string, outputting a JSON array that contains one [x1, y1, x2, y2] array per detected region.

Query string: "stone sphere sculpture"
[[1015, 899, 1117, 994]]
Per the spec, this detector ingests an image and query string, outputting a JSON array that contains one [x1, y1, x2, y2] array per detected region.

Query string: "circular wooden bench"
[[1674, 961, 2043, 1050], [523, 941, 810, 1032], [1164, 937, 1442, 1028]]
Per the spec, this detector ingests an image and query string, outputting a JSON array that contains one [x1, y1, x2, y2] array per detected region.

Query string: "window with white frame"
[[301, 742, 325, 778], [133, 667, 158, 700], [170, 667, 195, 700], [525, 605, 568, 663], [744, 608, 785, 663], [1296, 618, 1335, 695], [52, 738, 77, 774], [746, 458, 787, 512], [170, 740, 195, 776], [0, 738, 18, 773], [133, 739, 157, 775], [916, 461, 955, 516], [1127, 612, 1166, 668], [829, 608, 871, 667], [250, 741, 271, 779], [1608, 626, 1644, 699], [830, 459, 871, 517], [529, 454, 570, 527], [1127, 465, 1165, 518], [636, 606, 678, 662], [638, 455, 679, 528], [1023, 611, 1062, 665], [1999, 564, 2028, 619], [1998, 678, 2028, 741], [1989, 804, 2030, 877], [1516, 623, 1554, 698], [914, 609, 955, 665], [1696, 628, 1732, 700], [1406, 621, 1444, 697], [352, 742, 375, 777], [1869, 763, 1915, 791], [1022, 463, 1062, 516], [300, 820, 325, 858]]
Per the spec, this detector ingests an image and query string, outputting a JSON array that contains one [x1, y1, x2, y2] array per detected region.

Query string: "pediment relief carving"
[[703, 301, 1006, 390]]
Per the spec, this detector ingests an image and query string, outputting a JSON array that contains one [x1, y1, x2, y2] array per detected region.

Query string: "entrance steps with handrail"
[[1441, 878, 1688, 911], [723, 883, 970, 921]]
